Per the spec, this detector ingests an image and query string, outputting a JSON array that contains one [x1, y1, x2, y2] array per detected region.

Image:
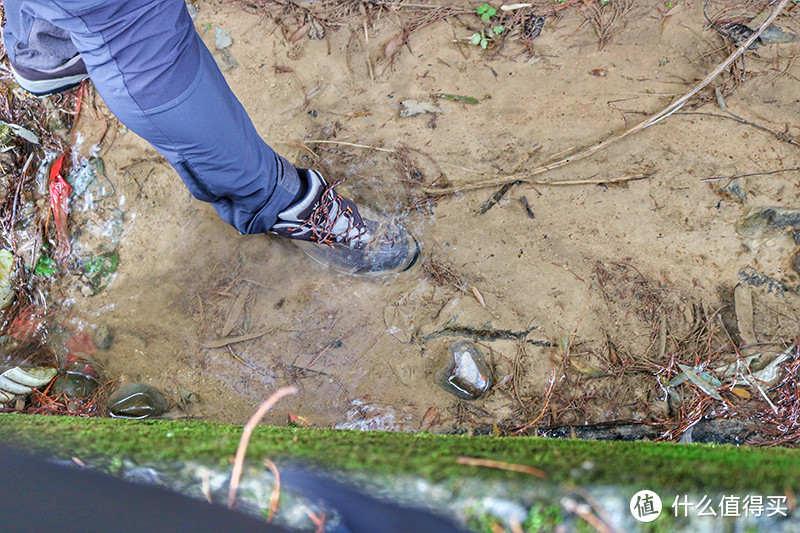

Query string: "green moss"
[[0, 413, 798, 492], [524, 503, 564, 532]]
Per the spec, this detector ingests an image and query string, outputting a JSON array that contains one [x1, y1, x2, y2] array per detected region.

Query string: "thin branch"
[[701, 167, 800, 182], [456, 456, 548, 478], [426, 0, 792, 196], [228, 386, 298, 508]]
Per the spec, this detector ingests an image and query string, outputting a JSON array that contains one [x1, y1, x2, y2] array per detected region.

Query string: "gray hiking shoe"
[[9, 55, 89, 96], [270, 169, 419, 277]]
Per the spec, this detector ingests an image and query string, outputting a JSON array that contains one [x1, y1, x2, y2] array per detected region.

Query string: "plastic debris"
[[0, 340, 58, 403], [435, 340, 493, 400], [747, 344, 795, 387], [214, 26, 233, 49], [676, 364, 723, 401], [66, 158, 113, 200], [48, 155, 73, 261], [399, 100, 439, 117], [0, 365, 57, 402], [107, 383, 168, 419]]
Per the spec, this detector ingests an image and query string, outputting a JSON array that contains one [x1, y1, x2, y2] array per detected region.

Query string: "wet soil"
[[47, 0, 800, 436]]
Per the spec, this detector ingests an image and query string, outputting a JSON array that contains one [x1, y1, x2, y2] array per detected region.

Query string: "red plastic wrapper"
[[48, 155, 72, 261]]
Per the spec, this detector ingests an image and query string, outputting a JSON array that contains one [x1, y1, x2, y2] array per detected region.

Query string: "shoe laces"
[[304, 179, 369, 246]]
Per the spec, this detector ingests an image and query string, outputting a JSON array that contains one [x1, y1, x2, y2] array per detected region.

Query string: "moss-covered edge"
[[1, 413, 798, 492]]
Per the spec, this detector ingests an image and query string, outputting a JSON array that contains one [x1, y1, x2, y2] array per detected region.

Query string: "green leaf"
[[435, 93, 480, 104], [481, 12, 491, 21], [480, 38, 488, 49], [470, 33, 482, 45], [0, 249, 14, 307], [493, 25, 505, 34], [487, 7, 496, 16], [476, 3, 489, 14], [84, 252, 119, 294], [34, 255, 57, 277]]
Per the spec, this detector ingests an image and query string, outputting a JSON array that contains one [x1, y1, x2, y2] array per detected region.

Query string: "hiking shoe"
[[9, 55, 89, 96], [270, 169, 419, 277]]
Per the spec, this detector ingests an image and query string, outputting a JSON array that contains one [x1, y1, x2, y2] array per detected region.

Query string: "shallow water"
[[44, 0, 800, 440]]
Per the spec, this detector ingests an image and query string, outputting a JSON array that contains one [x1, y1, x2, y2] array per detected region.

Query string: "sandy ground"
[[51, 0, 800, 433]]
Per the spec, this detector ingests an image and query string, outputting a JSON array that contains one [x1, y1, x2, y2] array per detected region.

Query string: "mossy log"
[[1, 413, 798, 493]]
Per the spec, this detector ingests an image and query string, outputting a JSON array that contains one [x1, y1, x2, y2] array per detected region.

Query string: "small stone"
[[434, 340, 493, 400], [719, 178, 746, 203], [52, 371, 98, 399], [107, 383, 168, 419], [736, 207, 800, 238], [760, 25, 799, 45], [94, 325, 114, 350]]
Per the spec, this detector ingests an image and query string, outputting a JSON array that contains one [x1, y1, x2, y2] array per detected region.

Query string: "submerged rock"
[[52, 371, 98, 399], [107, 384, 167, 419], [94, 325, 114, 350], [760, 25, 799, 45], [435, 340, 493, 400], [736, 206, 800, 239]]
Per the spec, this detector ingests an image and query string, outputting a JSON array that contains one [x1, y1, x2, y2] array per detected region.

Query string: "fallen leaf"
[[731, 387, 752, 399], [288, 413, 312, 428], [472, 286, 486, 308]]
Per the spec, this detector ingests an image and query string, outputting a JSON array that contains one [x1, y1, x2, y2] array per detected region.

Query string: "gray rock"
[[107, 383, 168, 419], [94, 324, 114, 350], [434, 340, 493, 400]]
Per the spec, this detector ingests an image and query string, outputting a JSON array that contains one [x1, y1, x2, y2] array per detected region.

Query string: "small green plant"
[[476, 3, 496, 20], [469, 4, 504, 49], [523, 503, 564, 532], [470, 30, 489, 49], [34, 255, 57, 277]]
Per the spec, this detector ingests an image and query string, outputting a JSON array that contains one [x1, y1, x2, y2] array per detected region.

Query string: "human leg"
[[2, 15, 88, 95], [4, 0, 300, 234], [3, 0, 418, 274]]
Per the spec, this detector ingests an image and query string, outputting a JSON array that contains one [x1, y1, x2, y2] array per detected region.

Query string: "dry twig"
[[456, 456, 548, 478], [228, 386, 298, 508], [426, 0, 792, 196]]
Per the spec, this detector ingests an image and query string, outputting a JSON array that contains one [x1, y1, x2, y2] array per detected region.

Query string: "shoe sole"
[[9, 62, 89, 96], [300, 236, 420, 278]]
